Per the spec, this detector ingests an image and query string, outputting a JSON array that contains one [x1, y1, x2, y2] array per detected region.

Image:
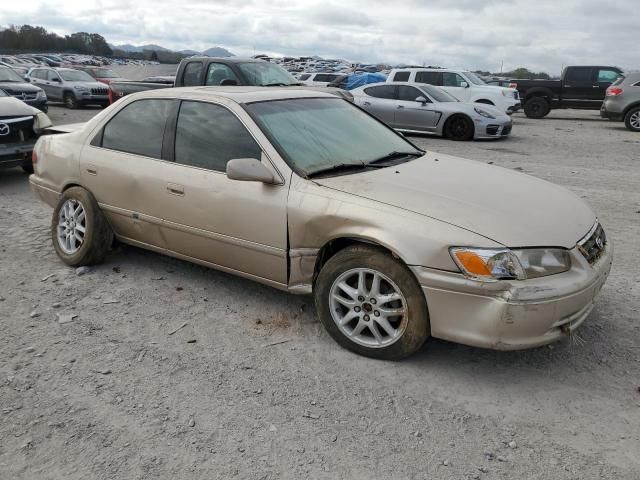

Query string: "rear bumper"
[[29, 174, 60, 207], [600, 106, 623, 121], [410, 241, 613, 350]]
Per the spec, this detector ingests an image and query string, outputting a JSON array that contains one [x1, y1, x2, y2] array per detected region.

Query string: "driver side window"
[[442, 73, 466, 87], [205, 63, 240, 86]]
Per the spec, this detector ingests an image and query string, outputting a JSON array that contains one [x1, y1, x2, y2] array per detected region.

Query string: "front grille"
[[91, 87, 108, 95], [0, 116, 36, 145], [486, 125, 499, 135], [12, 92, 38, 101], [501, 125, 512, 135], [578, 223, 607, 264]]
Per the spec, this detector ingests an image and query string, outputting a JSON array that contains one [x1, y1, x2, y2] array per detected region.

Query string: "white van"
[[387, 67, 521, 114]]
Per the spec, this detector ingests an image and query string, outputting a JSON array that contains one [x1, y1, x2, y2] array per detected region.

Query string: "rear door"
[[593, 68, 623, 104], [562, 67, 595, 107], [394, 85, 439, 132], [46, 70, 64, 100], [80, 98, 175, 248], [159, 100, 289, 285], [357, 85, 397, 125]]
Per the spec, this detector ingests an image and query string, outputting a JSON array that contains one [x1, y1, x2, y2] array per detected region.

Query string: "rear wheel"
[[524, 97, 550, 118], [445, 115, 475, 141], [51, 187, 113, 267], [624, 107, 640, 132], [63, 92, 78, 109], [314, 245, 429, 360]]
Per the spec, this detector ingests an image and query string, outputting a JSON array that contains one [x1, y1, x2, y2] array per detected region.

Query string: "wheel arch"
[[523, 88, 553, 103], [622, 101, 640, 118], [475, 98, 495, 105], [443, 113, 475, 139]]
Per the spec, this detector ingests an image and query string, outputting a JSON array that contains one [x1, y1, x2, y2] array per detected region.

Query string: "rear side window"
[[101, 99, 172, 159], [314, 74, 338, 82], [415, 71, 441, 85], [565, 67, 592, 85], [597, 69, 621, 83], [47, 70, 60, 81], [393, 72, 410, 82], [298, 74, 311, 81], [174, 101, 262, 172], [442, 72, 467, 87], [182, 62, 203, 86], [363, 85, 396, 99]]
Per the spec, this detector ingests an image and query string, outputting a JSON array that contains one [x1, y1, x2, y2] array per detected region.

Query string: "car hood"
[[0, 82, 42, 94], [313, 151, 595, 248], [0, 96, 39, 116]]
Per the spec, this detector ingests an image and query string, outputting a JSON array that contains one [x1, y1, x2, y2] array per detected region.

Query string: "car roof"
[[181, 57, 265, 64], [135, 86, 336, 104]]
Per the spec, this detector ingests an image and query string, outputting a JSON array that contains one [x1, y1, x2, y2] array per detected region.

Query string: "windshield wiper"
[[368, 150, 424, 166], [307, 162, 388, 178]]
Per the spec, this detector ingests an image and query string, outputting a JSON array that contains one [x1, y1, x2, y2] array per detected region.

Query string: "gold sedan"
[[29, 87, 612, 359]]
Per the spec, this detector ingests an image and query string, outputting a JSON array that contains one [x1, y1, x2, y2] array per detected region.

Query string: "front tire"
[[624, 107, 640, 132], [524, 97, 550, 118], [63, 92, 78, 109], [51, 187, 113, 267], [444, 115, 474, 141], [314, 245, 429, 360]]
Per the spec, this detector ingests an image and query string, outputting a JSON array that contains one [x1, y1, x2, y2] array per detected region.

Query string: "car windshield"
[[419, 84, 458, 102], [59, 70, 95, 82], [238, 62, 300, 86], [93, 69, 119, 78], [247, 98, 422, 176], [465, 72, 487, 85], [0, 67, 26, 82]]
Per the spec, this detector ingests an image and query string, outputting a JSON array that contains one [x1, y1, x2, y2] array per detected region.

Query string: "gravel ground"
[[1, 96, 639, 480]]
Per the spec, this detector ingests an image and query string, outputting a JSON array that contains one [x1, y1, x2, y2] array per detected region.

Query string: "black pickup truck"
[[109, 56, 353, 103], [516, 66, 624, 118]]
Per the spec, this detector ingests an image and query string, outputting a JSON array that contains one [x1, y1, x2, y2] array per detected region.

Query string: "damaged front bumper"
[[410, 242, 613, 350], [0, 141, 36, 169]]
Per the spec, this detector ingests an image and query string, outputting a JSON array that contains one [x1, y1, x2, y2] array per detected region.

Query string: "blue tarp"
[[345, 72, 387, 90]]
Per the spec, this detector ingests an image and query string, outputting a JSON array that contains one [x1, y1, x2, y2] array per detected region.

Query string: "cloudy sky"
[[1, 0, 636, 73]]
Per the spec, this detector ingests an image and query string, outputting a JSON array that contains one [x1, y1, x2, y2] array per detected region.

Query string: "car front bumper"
[[410, 241, 613, 350], [474, 118, 513, 139], [77, 93, 109, 105], [506, 102, 521, 114], [0, 141, 36, 169]]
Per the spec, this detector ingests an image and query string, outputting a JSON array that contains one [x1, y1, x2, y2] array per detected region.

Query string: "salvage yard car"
[[27, 67, 109, 109], [352, 82, 512, 140], [29, 88, 612, 359], [600, 72, 640, 132], [0, 88, 52, 172], [0, 65, 48, 112]]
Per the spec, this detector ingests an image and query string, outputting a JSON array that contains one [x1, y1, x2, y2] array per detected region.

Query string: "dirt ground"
[[1, 84, 639, 479]]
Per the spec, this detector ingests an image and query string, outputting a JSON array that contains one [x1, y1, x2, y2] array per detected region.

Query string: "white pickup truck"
[[387, 67, 521, 114]]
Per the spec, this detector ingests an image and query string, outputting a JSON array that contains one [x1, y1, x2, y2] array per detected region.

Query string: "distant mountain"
[[110, 43, 170, 53], [202, 47, 234, 57], [109, 43, 234, 57]]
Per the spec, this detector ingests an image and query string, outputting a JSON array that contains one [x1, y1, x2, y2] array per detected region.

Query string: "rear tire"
[[63, 92, 78, 109], [51, 187, 113, 267], [314, 245, 430, 360], [524, 97, 550, 118], [444, 115, 475, 141], [624, 107, 640, 132]]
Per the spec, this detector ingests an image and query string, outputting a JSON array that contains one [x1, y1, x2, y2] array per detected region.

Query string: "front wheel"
[[444, 115, 474, 141], [63, 92, 78, 109], [314, 245, 430, 360], [51, 187, 113, 267], [624, 107, 640, 132]]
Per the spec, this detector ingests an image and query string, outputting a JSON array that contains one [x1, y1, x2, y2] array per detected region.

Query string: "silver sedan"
[[352, 82, 513, 140]]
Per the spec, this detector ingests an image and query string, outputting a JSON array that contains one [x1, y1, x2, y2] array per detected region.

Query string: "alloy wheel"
[[630, 112, 640, 130], [56, 199, 86, 254], [329, 268, 408, 348]]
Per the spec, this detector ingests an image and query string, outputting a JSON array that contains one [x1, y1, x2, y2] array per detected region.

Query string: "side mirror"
[[460, 81, 469, 88], [415, 96, 428, 105], [226, 158, 276, 184], [51, 77, 61, 83]]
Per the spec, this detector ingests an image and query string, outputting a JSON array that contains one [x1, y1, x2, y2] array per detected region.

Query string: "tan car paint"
[[30, 87, 612, 350]]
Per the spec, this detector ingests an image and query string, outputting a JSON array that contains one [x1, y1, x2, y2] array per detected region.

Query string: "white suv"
[[298, 72, 343, 86], [387, 68, 521, 114]]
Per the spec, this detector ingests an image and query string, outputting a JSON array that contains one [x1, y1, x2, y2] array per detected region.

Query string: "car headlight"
[[450, 247, 571, 281], [37, 90, 47, 100], [73, 85, 89, 91], [33, 111, 53, 134], [474, 107, 495, 119]]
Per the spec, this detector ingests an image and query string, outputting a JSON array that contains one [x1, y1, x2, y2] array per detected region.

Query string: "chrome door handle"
[[167, 183, 184, 195], [86, 165, 97, 175]]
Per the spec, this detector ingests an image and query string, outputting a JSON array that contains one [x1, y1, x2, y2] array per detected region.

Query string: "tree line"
[[0, 25, 113, 56]]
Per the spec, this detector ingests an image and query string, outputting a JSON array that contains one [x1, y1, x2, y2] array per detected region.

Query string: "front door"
[[394, 85, 439, 132], [46, 70, 64, 101], [440, 72, 471, 102], [562, 67, 595, 108], [159, 100, 289, 286]]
